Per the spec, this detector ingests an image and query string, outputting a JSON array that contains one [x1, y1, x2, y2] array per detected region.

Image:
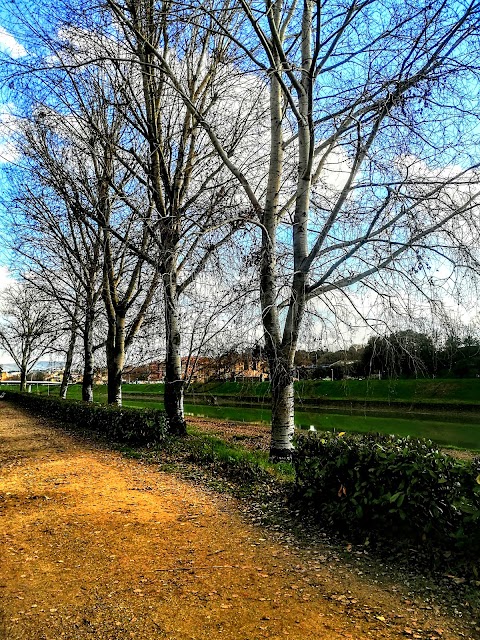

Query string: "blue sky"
[[0, 2, 478, 353], [0, 21, 27, 290]]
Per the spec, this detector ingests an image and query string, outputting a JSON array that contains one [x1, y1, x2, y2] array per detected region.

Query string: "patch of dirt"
[[187, 416, 271, 451], [0, 403, 478, 639]]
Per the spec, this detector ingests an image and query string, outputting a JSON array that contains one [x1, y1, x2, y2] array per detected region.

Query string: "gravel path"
[[0, 403, 476, 639]]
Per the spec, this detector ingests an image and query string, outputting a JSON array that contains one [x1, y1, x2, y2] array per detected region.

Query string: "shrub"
[[5, 391, 166, 446], [294, 431, 480, 560]]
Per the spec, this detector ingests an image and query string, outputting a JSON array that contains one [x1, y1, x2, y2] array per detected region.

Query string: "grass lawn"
[[15, 378, 480, 404], [191, 378, 480, 404]]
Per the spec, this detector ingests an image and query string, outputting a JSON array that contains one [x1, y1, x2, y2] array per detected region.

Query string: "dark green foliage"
[[360, 330, 480, 378], [439, 334, 480, 378], [361, 330, 436, 377], [6, 391, 166, 445], [294, 432, 480, 566]]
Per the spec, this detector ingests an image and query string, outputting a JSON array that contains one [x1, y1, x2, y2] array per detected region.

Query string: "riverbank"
[[4, 381, 480, 450]]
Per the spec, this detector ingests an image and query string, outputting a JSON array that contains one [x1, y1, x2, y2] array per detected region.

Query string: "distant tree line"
[[361, 331, 480, 379], [294, 330, 480, 379]]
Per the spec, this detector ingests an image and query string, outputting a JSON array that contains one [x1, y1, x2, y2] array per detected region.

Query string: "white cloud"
[[0, 26, 26, 58], [0, 269, 15, 364], [0, 266, 13, 291]]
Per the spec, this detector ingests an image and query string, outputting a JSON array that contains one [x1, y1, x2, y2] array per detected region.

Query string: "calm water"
[[122, 397, 480, 450]]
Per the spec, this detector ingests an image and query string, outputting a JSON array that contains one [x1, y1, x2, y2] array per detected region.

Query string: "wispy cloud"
[[0, 266, 13, 291], [0, 26, 26, 58]]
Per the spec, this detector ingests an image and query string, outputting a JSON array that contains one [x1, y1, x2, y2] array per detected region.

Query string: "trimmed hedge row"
[[5, 391, 167, 445], [294, 432, 480, 560]]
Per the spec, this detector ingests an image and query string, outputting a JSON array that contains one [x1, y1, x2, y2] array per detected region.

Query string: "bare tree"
[[0, 282, 60, 390], [105, 0, 480, 457], [58, 290, 80, 398], [7, 125, 106, 402], [5, 32, 163, 405], [90, 0, 258, 432]]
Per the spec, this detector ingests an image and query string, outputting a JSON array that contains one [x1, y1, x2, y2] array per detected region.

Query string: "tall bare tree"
[[8, 121, 106, 402], [106, 0, 480, 457], [5, 31, 163, 405], [91, 0, 259, 432]]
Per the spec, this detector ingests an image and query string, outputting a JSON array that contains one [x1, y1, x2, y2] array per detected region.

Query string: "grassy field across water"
[[23, 378, 480, 405], [188, 378, 480, 405]]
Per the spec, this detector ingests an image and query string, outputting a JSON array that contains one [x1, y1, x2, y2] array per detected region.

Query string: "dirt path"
[[0, 403, 476, 640]]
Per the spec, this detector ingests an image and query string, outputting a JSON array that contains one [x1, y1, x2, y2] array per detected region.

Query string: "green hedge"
[[6, 391, 166, 446], [294, 432, 480, 561]]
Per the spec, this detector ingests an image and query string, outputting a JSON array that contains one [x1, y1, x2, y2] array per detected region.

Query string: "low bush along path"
[[0, 403, 477, 639]]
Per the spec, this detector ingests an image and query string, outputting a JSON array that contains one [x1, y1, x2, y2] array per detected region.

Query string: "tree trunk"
[[20, 367, 27, 392], [260, 15, 294, 459], [82, 306, 95, 402], [106, 312, 126, 405], [163, 279, 186, 436], [60, 308, 78, 399], [268, 356, 295, 460]]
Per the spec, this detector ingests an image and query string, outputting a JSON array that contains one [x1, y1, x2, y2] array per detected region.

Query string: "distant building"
[[93, 369, 108, 385], [43, 370, 64, 383], [123, 354, 269, 384]]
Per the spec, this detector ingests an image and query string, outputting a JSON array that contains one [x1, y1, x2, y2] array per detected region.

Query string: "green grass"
[[119, 424, 294, 485], [296, 378, 480, 404], [190, 431, 294, 481], [189, 378, 480, 404], [13, 378, 480, 405], [118, 383, 166, 395]]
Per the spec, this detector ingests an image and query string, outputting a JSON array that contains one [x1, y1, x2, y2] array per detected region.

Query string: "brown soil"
[[0, 403, 477, 639], [187, 416, 272, 451]]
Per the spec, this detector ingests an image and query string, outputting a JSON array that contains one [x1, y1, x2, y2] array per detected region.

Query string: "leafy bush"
[[5, 391, 166, 445], [294, 432, 480, 560]]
